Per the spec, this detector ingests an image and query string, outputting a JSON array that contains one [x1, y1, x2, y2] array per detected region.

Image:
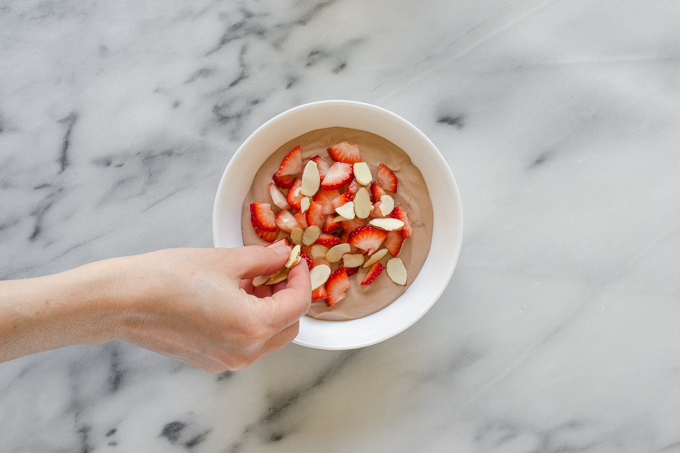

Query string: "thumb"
[[228, 245, 291, 279]]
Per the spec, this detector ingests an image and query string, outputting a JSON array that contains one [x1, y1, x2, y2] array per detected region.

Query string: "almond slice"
[[300, 196, 311, 213], [353, 162, 373, 186], [302, 225, 321, 246], [310, 244, 329, 259], [267, 267, 289, 285], [354, 187, 372, 219], [310, 264, 331, 291], [252, 274, 272, 286], [301, 161, 320, 196], [342, 253, 365, 268], [290, 228, 303, 245], [285, 245, 301, 268], [335, 201, 355, 219], [369, 218, 404, 231], [386, 257, 407, 286], [326, 243, 351, 263], [379, 195, 395, 216], [362, 248, 388, 268]]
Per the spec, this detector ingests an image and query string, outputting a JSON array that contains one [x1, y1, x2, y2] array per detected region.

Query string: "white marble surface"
[[2, 0, 680, 451]]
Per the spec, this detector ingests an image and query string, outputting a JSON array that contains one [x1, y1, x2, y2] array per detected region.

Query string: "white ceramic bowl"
[[213, 100, 463, 350]]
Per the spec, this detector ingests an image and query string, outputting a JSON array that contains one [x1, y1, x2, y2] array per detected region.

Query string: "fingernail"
[[273, 245, 291, 255]]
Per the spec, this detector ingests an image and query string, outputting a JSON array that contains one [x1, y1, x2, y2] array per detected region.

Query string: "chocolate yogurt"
[[241, 127, 433, 321]]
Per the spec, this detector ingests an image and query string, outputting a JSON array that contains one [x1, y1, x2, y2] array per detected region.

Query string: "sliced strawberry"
[[279, 145, 302, 176], [305, 201, 325, 229], [327, 142, 361, 164], [361, 262, 385, 285], [320, 162, 353, 189], [300, 252, 313, 271], [275, 210, 302, 233], [293, 211, 308, 229], [340, 218, 365, 234], [339, 230, 349, 244], [272, 171, 295, 189], [377, 163, 398, 193], [250, 203, 277, 232], [266, 237, 290, 249], [312, 284, 328, 301], [254, 225, 279, 243], [286, 178, 303, 211], [316, 233, 341, 247], [324, 214, 342, 233], [326, 268, 350, 307], [344, 266, 358, 277], [331, 191, 354, 210], [310, 155, 331, 182], [348, 225, 387, 255], [370, 182, 387, 201], [269, 182, 291, 210], [313, 188, 341, 215], [369, 200, 383, 218], [347, 178, 361, 195], [390, 206, 412, 238], [384, 230, 404, 256]]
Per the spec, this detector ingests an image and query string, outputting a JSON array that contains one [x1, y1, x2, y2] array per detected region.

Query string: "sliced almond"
[[302, 225, 321, 246], [290, 228, 303, 245], [363, 248, 388, 268], [310, 244, 329, 259], [300, 196, 311, 213], [342, 253, 365, 268], [285, 245, 301, 268], [310, 264, 331, 291], [335, 201, 355, 219], [379, 195, 395, 216], [252, 274, 272, 286], [301, 161, 320, 196], [354, 187, 372, 219], [369, 218, 404, 231], [353, 162, 373, 186], [386, 257, 407, 285], [326, 243, 351, 263], [266, 267, 289, 285]]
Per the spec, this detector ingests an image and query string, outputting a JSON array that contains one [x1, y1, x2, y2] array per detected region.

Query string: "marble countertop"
[[3, 0, 680, 451]]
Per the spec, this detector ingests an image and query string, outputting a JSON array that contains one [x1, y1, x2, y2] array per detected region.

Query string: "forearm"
[[0, 259, 127, 362]]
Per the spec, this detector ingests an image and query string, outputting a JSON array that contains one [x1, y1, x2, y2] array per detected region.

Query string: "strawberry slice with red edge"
[[286, 178, 303, 211], [254, 225, 279, 243], [278, 145, 302, 176], [347, 178, 361, 195], [324, 214, 342, 233], [326, 267, 350, 307], [316, 233, 341, 247], [320, 162, 353, 189], [250, 203, 277, 232], [377, 163, 398, 193], [390, 206, 413, 238], [327, 142, 361, 164], [310, 155, 331, 182], [313, 188, 341, 215], [384, 230, 404, 256], [305, 201, 325, 229], [331, 191, 354, 210], [299, 252, 313, 271], [361, 262, 385, 285], [348, 225, 387, 255], [312, 284, 328, 301], [272, 171, 295, 189], [370, 182, 387, 201], [293, 211, 308, 229], [275, 210, 302, 233], [345, 266, 358, 277]]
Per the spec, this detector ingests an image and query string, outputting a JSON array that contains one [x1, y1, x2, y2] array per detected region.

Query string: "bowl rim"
[[213, 100, 463, 349]]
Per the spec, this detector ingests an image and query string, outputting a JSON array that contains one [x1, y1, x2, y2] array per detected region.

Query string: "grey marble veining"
[[3, 0, 680, 451]]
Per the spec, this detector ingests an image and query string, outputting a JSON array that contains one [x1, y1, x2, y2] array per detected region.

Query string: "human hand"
[[109, 245, 311, 372]]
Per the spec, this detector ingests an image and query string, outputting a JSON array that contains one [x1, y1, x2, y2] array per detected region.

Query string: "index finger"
[[260, 262, 311, 330]]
